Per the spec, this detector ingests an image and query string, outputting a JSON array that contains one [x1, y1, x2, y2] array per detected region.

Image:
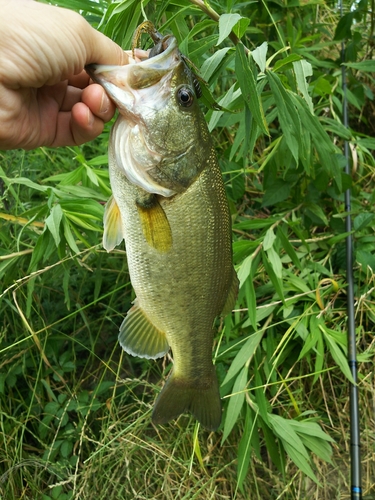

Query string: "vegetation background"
[[0, 0, 374, 498]]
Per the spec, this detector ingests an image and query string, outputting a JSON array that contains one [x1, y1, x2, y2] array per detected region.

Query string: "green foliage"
[[1, 0, 375, 498]]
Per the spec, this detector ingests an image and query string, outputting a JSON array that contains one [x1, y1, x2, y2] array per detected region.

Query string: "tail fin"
[[151, 368, 222, 431]]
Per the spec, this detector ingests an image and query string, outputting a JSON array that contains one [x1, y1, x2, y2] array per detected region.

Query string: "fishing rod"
[[340, 2, 362, 497]]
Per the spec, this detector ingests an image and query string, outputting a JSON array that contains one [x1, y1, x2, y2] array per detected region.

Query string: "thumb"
[[82, 23, 130, 66]]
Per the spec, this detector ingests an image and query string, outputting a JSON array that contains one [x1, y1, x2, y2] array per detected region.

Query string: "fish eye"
[[177, 86, 194, 107]]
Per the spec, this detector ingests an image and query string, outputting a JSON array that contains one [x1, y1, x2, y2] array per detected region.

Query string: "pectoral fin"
[[136, 199, 172, 253], [103, 195, 124, 252], [119, 299, 169, 359], [220, 270, 239, 317]]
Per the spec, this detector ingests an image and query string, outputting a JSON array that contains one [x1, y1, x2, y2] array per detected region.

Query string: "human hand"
[[0, 0, 129, 150]]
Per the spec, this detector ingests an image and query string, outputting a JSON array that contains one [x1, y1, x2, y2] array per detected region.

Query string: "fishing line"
[[340, 0, 362, 497]]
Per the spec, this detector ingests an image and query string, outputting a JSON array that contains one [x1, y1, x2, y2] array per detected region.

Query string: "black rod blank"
[[341, 40, 362, 500]]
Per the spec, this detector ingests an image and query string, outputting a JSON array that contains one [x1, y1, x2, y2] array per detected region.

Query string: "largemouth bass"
[[86, 24, 238, 431]]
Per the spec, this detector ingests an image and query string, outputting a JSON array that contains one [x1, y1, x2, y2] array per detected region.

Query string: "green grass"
[[1, 0, 375, 498], [1, 142, 374, 499]]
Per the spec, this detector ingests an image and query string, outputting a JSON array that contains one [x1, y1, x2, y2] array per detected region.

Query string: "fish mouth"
[[85, 36, 181, 117]]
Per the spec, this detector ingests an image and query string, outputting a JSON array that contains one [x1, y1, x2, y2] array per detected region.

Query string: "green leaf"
[[63, 219, 80, 254], [344, 60, 375, 72], [354, 212, 374, 231], [244, 277, 257, 330], [299, 434, 333, 464], [293, 60, 313, 112], [60, 199, 104, 220], [60, 440, 73, 459], [356, 250, 375, 271], [217, 13, 242, 45], [57, 184, 107, 200], [274, 53, 303, 72], [4, 176, 49, 192], [64, 213, 101, 231], [334, 12, 354, 40], [44, 165, 84, 184], [356, 136, 375, 150], [208, 84, 241, 131], [289, 420, 333, 463], [85, 166, 100, 186], [254, 304, 277, 324], [283, 438, 319, 483], [189, 35, 218, 61], [326, 231, 352, 245], [312, 76, 333, 96], [237, 406, 255, 491], [320, 117, 352, 140], [199, 81, 225, 111], [222, 330, 263, 385], [237, 254, 253, 288], [267, 71, 301, 163], [261, 250, 285, 302], [252, 42, 268, 73], [260, 418, 285, 472], [87, 155, 108, 166], [313, 326, 325, 384], [47, 0, 103, 15], [284, 273, 311, 294], [304, 203, 328, 225], [26, 276, 36, 318], [291, 94, 341, 190], [266, 246, 283, 279], [232, 17, 250, 39], [298, 320, 321, 360], [263, 228, 276, 251], [254, 368, 269, 423], [269, 414, 319, 483], [234, 217, 278, 230], [231, 171, 246, 200], [289, 419, 334, 442], [222, 365, 248, 443], [200, 47, 231, 81], [235, 44, 269, 135], [321, 327, 355, 383], [268, 416, 307, 458], [181, 19, 216, 50], [262, 178, 291, 207], [45, 205, 63, 247], [277, 227, 302, 270]]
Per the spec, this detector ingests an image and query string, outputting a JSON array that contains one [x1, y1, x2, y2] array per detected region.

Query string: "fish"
[[86, 24, 238, 431]]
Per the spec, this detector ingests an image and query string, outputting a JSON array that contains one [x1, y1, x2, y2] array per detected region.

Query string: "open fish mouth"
[[85, 35, 181, 116]]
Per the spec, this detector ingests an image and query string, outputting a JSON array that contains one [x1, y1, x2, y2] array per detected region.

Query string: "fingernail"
[[88, 108, 95, 127], [100, 93, 110, 114]]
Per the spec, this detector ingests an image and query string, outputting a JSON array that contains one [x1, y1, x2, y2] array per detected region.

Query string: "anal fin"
[[136, 199, 172, 253], [103, 195, 124, 252], [119, 299, 169, 359]]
